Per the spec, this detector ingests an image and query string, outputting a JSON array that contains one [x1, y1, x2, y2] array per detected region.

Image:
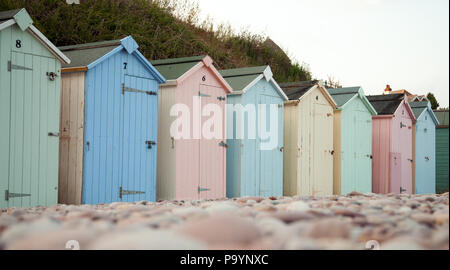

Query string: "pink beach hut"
[[367, 93, 416, 194], [151, 55, 232, 200]]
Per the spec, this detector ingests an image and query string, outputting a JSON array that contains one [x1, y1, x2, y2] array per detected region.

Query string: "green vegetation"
[[426, 92, 440, 110], [0, 0, 312, 82]]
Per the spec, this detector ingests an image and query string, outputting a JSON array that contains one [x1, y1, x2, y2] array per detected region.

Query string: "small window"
[[402, 110, 405, 115], [425, 116, 428, 120], [424, 128, 428, 133], [316, 96, 319, 101]]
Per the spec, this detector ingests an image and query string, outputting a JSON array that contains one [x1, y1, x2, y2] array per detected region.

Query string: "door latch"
[[400, 187, 407, 193], [145, 141, 156, 149], [280, 146, 284, 152], [48, 132, 59, 137], [46, 72, 58, 81]]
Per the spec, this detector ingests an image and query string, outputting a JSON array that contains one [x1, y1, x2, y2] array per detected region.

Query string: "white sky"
[[195, 0, 449, 107]]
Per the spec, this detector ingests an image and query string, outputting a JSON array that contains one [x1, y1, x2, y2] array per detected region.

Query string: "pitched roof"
[[326, 87, 361, 107], [219, 66, 266, 91], [434, 110, 449, 127], [59, 40, 121, 68], [59, 36, 165, 83], [0, 8, 70, 64], [219, 66, 287, 100], [366, 93, 404, 115], [151, 55, 206, 80], [409, 101, 429, 119], [0, 9, 22, 22], [279, 80, 319, 100], [391, 89, 412, 96]]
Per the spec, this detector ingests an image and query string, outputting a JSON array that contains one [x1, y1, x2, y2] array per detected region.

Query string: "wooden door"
[[120, 75, 158, 202], [390, 152, 402, 193], [258, 95, 284, 197], [6, 51, 60, 207], [357, 109, 373, 193], [312, 103, 334, 195], [198, 84, 226, 199]]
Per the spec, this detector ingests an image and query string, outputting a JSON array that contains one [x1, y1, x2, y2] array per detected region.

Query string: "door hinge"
[[145, 140, 156, 149], [198, 186, 210, 193], [5, 190, 31, 201], [217, 96, 226, 101], [122, 83, 157, 96], [119, 187, 145, 199], [7, 61, 33, 72], [219, 141, 228, 148]]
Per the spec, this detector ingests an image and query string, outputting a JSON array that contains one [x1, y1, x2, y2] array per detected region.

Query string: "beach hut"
[[409, 101, 439, 194], [280, 81, 338, 196], [219, 66, 288, 198], [151, 55, 232, 200], [434, 110, 449, 194], [0, 9, 70, 208], [58, 36, 166, 205], [367, 93, 416, 194], [327, 87, 377, 195]]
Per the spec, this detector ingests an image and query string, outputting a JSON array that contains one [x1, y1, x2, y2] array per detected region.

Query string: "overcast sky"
[[195, 0, 449, 107]]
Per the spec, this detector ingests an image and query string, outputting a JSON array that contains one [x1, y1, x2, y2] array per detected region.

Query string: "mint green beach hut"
[[0, 9, 70, 208], [327, 87, 377, 195]]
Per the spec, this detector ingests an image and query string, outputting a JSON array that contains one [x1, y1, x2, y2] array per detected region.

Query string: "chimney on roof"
[[383, 84, 392, 95]]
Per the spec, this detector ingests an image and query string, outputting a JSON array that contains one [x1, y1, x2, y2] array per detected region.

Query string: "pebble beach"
[[0, 192, 448, 250]]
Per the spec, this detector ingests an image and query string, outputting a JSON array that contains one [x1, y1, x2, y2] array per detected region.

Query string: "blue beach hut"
[[410, 101, 439, 194], [220, 66, 288, 198], [58, 36, 165, 204]]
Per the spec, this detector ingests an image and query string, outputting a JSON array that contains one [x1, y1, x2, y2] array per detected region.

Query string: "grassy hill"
[[0, 0, 312, 82]]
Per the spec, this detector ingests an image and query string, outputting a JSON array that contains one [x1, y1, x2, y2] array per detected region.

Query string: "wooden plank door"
[[390, 152, 402, 194], [400, 115, 413, 194], [198, 84, 226, 199], [120, 74, 158, 202], [7, 51, 59, 207], [312, 103, 334, 196], [357, 109, 373, 193], [258, 95, 284, 197]]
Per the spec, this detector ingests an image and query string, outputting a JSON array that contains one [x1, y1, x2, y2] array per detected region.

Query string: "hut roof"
[[366, 93, 405, 115]]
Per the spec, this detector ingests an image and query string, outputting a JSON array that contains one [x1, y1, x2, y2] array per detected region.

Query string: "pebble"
[[0, 193, 447, 250]]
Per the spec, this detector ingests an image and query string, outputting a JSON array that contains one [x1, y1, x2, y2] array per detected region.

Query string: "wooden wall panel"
[[58, 72, 85, 205]]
